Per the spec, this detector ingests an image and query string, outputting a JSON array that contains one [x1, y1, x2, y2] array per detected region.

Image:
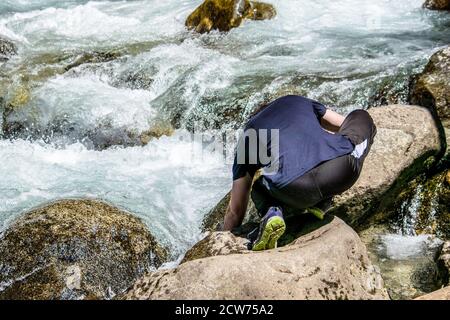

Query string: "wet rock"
[[423, 0, 450, 10], [202, 105, 442, 231], [185, 0, 276, 33], [437, 241, 450, 286], [243, 1, 276, 20], [410, 46, 450, 127], [138, 121, 175, 145], [64, 51, 121, 73], [125, 217, 389, 300], [0, 199, 168, 300], [414, 286, 450, 300], [367, 76, 412, 107], [181, 231, 248, 263], [0, 37, 17, 61], [1, 78, 31, 136]]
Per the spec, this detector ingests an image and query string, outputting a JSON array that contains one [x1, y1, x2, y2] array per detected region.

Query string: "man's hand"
[[223, 174, 252, 231]]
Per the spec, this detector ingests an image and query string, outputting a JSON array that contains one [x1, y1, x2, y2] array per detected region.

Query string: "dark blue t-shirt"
[[232, 95, 354, 189]]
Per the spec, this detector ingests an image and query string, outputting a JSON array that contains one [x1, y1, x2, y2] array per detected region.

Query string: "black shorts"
[[251, 109, 377, 216]]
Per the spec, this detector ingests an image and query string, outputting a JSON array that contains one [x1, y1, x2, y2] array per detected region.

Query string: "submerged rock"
[[2, 97, 174, 149], [124, 217, 389, 300], [423, 0, 450, 10], [0, 199, 167, 300], [203, 105, 442, 231], [0, 37, 17, 61], [64, 51, 121, 73], [410, 46, 450, 127], [138, 121, 175, 145], [185, 0, 276, 33]]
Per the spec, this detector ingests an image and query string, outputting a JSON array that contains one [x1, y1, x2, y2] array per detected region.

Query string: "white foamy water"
[[0, 0, 449, 257], [376, 234, 443, 260], [0, 133, 229, 256], [25, 74, 152, 122]]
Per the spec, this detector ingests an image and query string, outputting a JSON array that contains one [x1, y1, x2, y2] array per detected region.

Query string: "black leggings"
[[251, 109, 377, 216]]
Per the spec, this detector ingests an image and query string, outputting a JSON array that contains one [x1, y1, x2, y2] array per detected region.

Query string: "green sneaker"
[[306, 207, 325, 220], [252, 207, 286, 251]]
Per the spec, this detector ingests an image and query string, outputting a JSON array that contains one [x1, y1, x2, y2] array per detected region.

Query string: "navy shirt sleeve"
[[232, 153, 259, 181], [232, 154, 247, 180], [232, 130, 259, 181], [312, 101, 327, 119]]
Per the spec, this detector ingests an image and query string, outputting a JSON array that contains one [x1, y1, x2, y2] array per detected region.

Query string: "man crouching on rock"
[[223, 95, 376, 251]]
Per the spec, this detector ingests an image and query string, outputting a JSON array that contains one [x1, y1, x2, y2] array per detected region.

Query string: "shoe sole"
[[252, 216, 286, 251]]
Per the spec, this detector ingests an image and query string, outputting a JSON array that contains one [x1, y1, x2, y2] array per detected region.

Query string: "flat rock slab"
[[124, 217, 389, 300]]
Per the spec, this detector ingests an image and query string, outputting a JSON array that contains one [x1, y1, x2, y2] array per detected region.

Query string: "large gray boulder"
[[124, 217, 389, 300], [204, 105, 442, 231], [0, 199, 168, 300]]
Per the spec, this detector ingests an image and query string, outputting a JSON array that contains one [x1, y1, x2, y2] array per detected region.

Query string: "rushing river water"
[[0, 0, 449, 261]]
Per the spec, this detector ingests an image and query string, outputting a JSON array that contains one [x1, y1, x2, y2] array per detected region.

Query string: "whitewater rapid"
[[0, 0, 449, 257]]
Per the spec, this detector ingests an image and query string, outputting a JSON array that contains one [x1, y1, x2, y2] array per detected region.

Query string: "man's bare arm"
[[223, 174, 252, 231], [321, 109, 346, 132]]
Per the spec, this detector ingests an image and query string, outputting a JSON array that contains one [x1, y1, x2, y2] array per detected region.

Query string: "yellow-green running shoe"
[[252, 207, 286, 251], [306, 207, 325, 220]]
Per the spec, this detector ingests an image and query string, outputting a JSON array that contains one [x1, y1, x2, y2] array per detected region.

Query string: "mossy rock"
[[382, 170, 450, 239], [185, 0, 276, 33], [243, 1, 277, 20], [436, 241, 450, 286], [0, 199, 168, 300], [410, 46, 450, 127], [6, 83, 31, 110]]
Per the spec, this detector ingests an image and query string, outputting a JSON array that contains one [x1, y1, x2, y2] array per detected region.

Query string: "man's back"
[[233, 95, 354, 189]]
